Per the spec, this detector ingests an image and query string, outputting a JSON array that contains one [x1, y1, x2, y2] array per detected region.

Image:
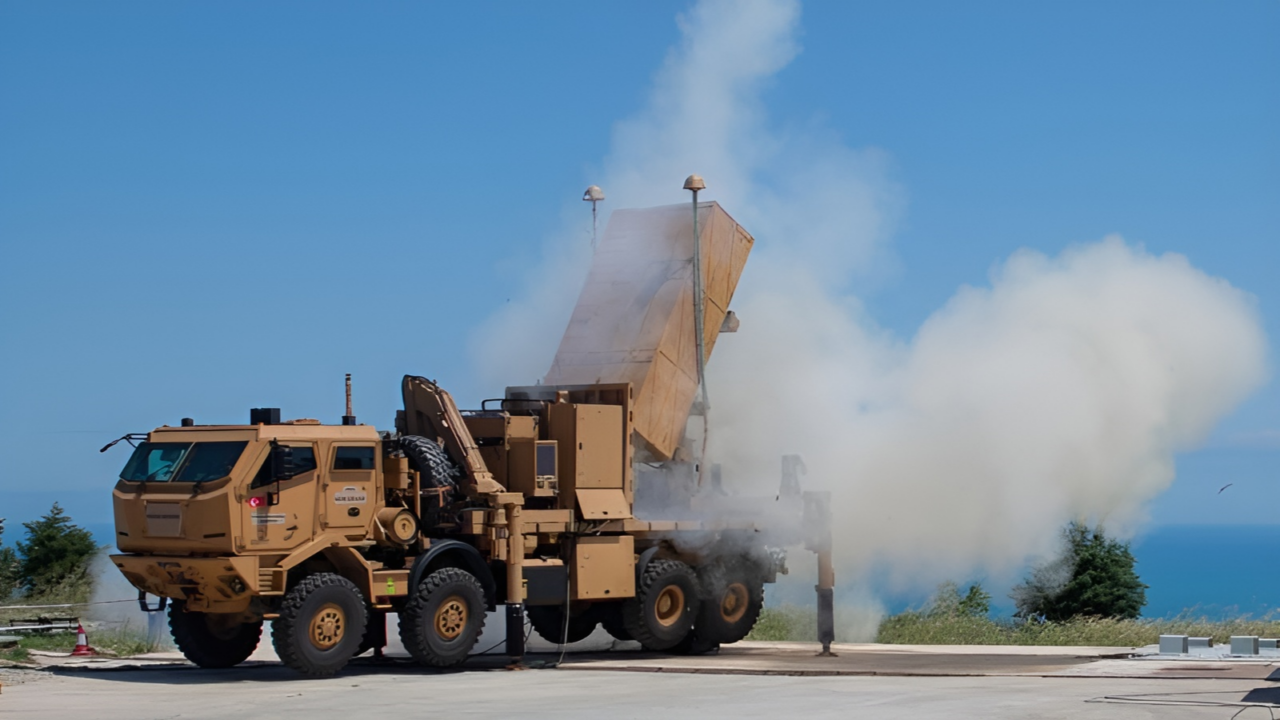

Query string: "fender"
[[635, 545, 661, 583], [409, 540, 498, 609]]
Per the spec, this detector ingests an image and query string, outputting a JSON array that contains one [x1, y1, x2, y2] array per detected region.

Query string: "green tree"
[[0, 518, 19, 601], [928, 581, 991, 618], [16, 503, 98, 594], [1011, 521, 1147, 621]]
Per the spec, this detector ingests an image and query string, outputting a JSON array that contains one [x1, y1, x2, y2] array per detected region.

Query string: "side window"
[[251, 445, 317, 488], [333, 446, 375, 471]]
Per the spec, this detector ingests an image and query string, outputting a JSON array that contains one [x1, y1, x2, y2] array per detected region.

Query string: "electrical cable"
[[1086, 690, 1280, 716], [469, 618, 532, 658]]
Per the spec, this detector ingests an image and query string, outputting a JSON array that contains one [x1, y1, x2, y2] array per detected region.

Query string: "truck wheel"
[[271, 573, 368, 677], [671, 629, 720, 656], [597, 603, 633, 642], [400, 436, 461, 490], [622, 559, 699, 651], [168, 602, 262, 668], [695, 563, 765, 644], [527, 605, 598, 644], [398, 567, 485, 667]]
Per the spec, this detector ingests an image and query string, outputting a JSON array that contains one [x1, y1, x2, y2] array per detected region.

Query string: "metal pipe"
[[342, 373, 356, 426], [583, 185, 605, 250], [504, 501, 525, 665], [684, 175, 710, 488]]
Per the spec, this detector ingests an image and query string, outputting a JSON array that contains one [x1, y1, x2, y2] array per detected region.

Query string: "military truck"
[[107, 199, 832, 677]]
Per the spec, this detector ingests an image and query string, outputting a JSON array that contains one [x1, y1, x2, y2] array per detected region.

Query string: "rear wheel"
[[271, 573, 368, 677], [695, 563, 764, 645], [399, 567, 485, 667], [597, 603, 633, 642], [622, 559, 699, 651], [527, 605, 599, 644], [168, 602, 262, 668]]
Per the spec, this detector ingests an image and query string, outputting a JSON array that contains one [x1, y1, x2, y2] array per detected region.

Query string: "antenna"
[[343, 373, 356, 426], [583, 185, 605, 249], [684, 174, 710, 488]]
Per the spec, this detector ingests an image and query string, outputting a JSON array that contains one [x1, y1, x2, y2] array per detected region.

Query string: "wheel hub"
[[435, 596, 468, 640], [720, 582, 749, 624], [309, 603, 346, 650], [654, 585, 685, 628]]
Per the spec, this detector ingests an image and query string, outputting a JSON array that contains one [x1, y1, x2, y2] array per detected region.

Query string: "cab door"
[[323, 444, 378, 529], [242, 443, 318, 551]]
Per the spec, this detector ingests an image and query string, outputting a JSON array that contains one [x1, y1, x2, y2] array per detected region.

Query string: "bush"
[[876, 611, 1280, 647], [927, 581, 991, 618], [0, 519, 18, 602], [1011, 521, 1146, 621], [15, 503, 99, 595]]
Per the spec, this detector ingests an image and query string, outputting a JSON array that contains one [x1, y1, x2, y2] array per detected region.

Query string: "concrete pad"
[[4, 666, 1280, 719], [556, 642, 1120, 677]]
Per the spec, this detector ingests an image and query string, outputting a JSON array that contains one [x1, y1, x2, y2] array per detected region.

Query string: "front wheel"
[[168, 602, 262, 668], [398, 567, 486, 667], [271, 573, 368, 677]]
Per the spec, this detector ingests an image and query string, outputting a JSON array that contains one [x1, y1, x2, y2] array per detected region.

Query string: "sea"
[[79, 522, 1280, 620]]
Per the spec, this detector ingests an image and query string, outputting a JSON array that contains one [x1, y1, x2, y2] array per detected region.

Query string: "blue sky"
[[1, 0, 1277, 540]]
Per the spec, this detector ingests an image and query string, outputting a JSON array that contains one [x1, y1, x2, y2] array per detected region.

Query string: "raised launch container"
[[543, 202, 753, 460]]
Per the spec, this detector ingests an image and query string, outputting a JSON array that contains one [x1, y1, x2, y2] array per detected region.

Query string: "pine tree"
[[15, 503, 99, 594], [0, 518, 19, 601], [1012, 521, 1147, 621]]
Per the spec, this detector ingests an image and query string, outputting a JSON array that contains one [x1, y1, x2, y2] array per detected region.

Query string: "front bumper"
[[110, 554, 260, 612]]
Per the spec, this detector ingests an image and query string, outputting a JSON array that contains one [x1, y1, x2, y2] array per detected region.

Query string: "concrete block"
[[1159, 635, 1188, 654], [1231, 636, 1260, 655], [1188, 636, 1213, 648], [1261, 638, 1279, 650]]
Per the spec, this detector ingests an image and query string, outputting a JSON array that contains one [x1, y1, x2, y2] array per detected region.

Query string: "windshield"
[[119, 441, 248, 483]]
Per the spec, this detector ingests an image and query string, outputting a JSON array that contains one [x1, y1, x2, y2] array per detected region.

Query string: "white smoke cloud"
[[712, 238, 1268, 589], [468, 0, 900, 387], [470, 0, 1270, 617]]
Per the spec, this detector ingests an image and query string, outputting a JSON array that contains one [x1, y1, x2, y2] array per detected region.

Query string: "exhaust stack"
[[342, 373, 357, 426]]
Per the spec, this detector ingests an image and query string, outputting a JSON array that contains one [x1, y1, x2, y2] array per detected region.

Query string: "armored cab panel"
[[543, 202, 753, 461]]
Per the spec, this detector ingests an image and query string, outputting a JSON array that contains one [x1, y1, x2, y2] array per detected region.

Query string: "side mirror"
[[267, 444, 294, 506]]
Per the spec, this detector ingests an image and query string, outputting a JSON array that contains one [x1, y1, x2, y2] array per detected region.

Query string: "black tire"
[[622, 559, 699, 651], [597, 603, 633, 642], [398, 567, 485, 667], [527, 605, 599, 644], [694, 563, 765, 645], [271, 573, 368, 677], [671, 629, 720, 656], [400, 436, 461, 490], [168, 602, 262, 669], [355, 608, 385, 657]]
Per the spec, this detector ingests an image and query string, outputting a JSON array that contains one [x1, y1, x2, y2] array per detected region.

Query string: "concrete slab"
[[556, 642, 1117, 677], [3, 665, 1279, 719]]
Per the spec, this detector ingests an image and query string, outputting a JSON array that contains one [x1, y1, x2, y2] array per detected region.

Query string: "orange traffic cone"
[[71, 623, 95, 657]]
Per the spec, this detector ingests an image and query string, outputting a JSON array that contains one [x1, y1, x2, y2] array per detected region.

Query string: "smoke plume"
[[470, 0, 1269, 623]]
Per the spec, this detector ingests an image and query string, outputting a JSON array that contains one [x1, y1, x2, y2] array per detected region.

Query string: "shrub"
[[1011, 521, 1146, 621], [16, 503, 99, 595], [0, 519, 18, 602]]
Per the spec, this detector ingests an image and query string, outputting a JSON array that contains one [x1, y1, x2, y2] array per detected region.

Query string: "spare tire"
[[400, 436, 461, 491]]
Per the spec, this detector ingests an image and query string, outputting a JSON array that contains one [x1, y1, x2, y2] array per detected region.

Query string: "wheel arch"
[[410, 540, 497, 609]]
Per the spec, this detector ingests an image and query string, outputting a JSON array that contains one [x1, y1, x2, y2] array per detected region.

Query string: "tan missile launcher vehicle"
[[107, 198, 833, 677]]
